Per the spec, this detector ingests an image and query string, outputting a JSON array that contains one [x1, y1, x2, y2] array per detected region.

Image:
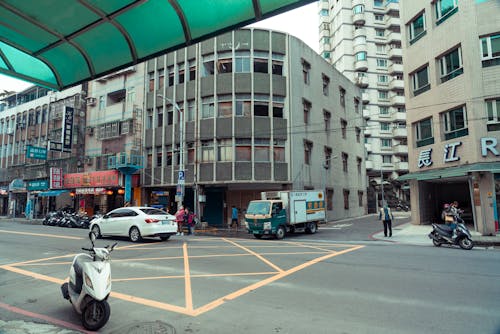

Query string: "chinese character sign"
[[50, 168, 63, 189], [418, 148, 433, 168], [62, 106, 74, 151]]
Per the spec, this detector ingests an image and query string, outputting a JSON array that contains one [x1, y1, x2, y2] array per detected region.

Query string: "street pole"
[[157, 95, 184, 209], [380, 168, 385, 207]]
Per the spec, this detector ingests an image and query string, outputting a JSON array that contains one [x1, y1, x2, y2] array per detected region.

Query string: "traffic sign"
[[26, 145, 47, 160], [178, 170, 185, 185]]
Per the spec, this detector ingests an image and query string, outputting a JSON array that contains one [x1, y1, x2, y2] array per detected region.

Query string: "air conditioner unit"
[[86, 127, 94, 136], [86, 97, 96, 106]]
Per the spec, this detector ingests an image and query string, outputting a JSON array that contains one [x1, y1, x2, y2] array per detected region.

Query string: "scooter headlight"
[[84, 272, 93, 289]]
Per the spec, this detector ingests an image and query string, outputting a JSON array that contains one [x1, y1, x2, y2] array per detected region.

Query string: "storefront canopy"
[[38, 189, 68, 197], [0, 0, 315, 91], [398, 162, 500, 181]]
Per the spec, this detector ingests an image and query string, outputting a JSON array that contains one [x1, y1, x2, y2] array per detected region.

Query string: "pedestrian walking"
[[231, 206, 238, 229], [175, 206, 185, 236], [378, 203, 394, 237], [184, 207, 197, 235]]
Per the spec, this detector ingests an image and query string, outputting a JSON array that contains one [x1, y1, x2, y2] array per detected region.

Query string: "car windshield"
[[246, 201, 271, 215], [140, 208, 168, 215]]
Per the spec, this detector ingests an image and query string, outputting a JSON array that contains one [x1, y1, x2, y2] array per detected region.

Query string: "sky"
[[0, 2, 319, 93]]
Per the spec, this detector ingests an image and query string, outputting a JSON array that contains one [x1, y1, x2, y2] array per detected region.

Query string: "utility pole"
[[157, 95, 184, 209], [380, 168, 385, 207]]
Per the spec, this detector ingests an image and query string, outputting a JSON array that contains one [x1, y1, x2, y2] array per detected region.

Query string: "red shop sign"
[[64, 170, 121, 188]]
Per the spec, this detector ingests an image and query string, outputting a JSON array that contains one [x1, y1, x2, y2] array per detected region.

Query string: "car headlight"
[[84, 273, 93, 289], [263, 222, 271, 230]]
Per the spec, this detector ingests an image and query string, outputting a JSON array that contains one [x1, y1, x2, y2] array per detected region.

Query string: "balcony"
[[355, 76, 369, 88], [354, 27, 366, 39], [388, 63, 403, 74], [354, 43, 367, 55], [393, 145, 408, 155], [391, 111, 406, 122], [362, 107, 371, 120], [395, 161, 409, 171], [392, 127, 407, 138], [365, 143, 373, 153], [389, 78, 405, 90], [108, 152, 143, 171], [364, 128, 373, 137], [353, 12, 366, 25], [388, 47, 403, 60], [365, 160, 374, 170], [362, 91, 370, 103], [390, 95, 405, 106], [385, 1, 399, 14], [355, 59, 368, 72], [386, 31, 401, 44], [385, 16, 401, 29]]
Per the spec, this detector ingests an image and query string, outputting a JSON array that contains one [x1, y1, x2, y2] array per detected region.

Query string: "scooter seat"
[[435, 224, 453, 236]]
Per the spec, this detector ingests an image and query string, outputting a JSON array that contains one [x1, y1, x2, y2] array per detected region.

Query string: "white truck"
[[244, 190, 326, 239]]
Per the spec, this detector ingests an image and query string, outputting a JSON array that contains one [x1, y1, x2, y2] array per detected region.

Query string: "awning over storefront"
[[0, 0, 314, 91], [398, 162, 500, 181], [38, 190, 69, 197]]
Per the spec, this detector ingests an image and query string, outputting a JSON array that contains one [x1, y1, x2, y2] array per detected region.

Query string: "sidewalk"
[[372, 222, 500, 247]]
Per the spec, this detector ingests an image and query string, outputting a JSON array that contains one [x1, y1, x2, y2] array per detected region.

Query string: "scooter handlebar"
[[82, 247, 93, 252]]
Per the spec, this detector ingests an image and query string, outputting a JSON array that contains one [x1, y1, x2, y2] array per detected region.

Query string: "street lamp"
[[157, 95, 184, 209]]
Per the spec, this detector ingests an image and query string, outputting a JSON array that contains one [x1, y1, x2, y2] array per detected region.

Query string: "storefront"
[[8, 179, 27, 218]]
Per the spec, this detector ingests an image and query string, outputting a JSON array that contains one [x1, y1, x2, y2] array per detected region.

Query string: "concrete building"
[[399, 0, 499, 235], [319, 0, 409, 213], [143, 28, 367, 226]]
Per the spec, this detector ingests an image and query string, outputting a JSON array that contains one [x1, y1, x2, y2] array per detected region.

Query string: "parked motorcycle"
[[428, 222, 474, 250], [61, 232, 117, 330], [395, 201, 409, 212]]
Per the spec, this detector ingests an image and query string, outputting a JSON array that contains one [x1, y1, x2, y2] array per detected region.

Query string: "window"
[[355, 51, 367, 61], [273, 139, 285, 162], [217, 94, 232, 117], [375, 29, 385, 37], [217, 52, 232, 74], [272, 95, 284, 118], [486, 98, 500, 123], [303, 99, 311, 124], [380, 122, 391, 132], [343, 189, 350, 210], [354, 98, 360, 113], [439, 47, 463, 83], [235, 51, 250, 73], [342, 152, 348, 172], [157, 69, 164, 90], [156, 106, 163, 127], [408, 12, 426, 43], [272, 53, 284, 75], [381, 138, 392, 148], [166, 104, 173, 125], [322, 75, 330, 96], [236, 94, 251, 117], [415, 118, 434, 147], [376, 44, 386, 53], [323, 36, 330, 44], [217, 139, 232, 161], [156, 146, 162, 167], [201, 96, 214, 118], [168, 66, 174, 86], [187, 143, 195, 164], [320, 9, 328, 16], [442, 105, 468, 140], [236, 139, 251, 161], [189, 60, 196, 81], [187, 100, 195, 122], [202, 55, 215, 77], [358, 191, 363, 207], [382, 155, 392, 164], [378, 74, 388, 84], [341, 119, 347, 139], [374, 14, 384, 22], [254, 51, 269, 73], [339, 87, 346, 106], [379, 106, 389, 115], [201, 140, 214, 162], [357, 157, 362, 174], [327, 189, 334, 211], [302, 59, 311, 84], [355, 127, 361, 143], [353, 5, 364, 14], [324, 110, 331, 132], [178, 63, 185, 84], [411, 65, 430, 96], [254, 94, 269, 117], [378, 90, 389, 100], [255, 139, 270, 162], [480, 33, 500, 67], [98, 95, 105, 110], [324, 146, 332, 169], [374, 0, 383, 7], [435, 0, 458, 24], [304, 140, 313, 165], [376, 59, 387, 68]]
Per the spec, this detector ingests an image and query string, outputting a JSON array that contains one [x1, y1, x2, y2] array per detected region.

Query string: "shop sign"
[[50, 168, 63, 189], [62, 106, 74, 151], [9, 178, 26, 192], [64, 170, 120, 188], [75, 187, 107, 195], [26, 145, 47, 160], [27, 180, 49, 191]]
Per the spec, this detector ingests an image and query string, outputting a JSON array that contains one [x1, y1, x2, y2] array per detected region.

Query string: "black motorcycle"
[[428, 223, 474, 250]]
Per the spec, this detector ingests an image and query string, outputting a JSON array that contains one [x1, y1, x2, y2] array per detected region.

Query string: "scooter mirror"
[[89, 231, 97, 244]]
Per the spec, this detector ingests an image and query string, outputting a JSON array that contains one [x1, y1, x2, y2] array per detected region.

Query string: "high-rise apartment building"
[[399, 0, 499, 235], [319, 0, 408, 212]]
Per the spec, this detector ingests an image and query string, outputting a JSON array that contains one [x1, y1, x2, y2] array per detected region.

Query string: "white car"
[[89, 207, 177, 242]]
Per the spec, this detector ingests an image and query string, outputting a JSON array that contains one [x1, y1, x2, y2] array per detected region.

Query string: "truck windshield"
[[246, 201, 271, 215]]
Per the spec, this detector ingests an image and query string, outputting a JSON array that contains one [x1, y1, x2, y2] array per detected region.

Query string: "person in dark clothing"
[[378, 204, 394, 237]]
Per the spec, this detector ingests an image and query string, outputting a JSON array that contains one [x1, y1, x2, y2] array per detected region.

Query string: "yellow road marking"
[[223, 238, 284, 273], [112, 271, 278, 282], [183, 242, 193, 312], [192, 244, 365, 316], [0, 265, 65, 284], [0, 229, 83, 240]]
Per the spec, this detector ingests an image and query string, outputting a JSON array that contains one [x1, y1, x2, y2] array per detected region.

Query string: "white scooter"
[[61, 231, 117, 330]]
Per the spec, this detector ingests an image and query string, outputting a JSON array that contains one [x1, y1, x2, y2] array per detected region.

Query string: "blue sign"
[[27, 180, 49, 191], [26, 145, 47, 160]]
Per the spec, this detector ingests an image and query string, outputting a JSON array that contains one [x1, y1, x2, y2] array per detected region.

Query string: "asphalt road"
[[1, 217, 499, 334]]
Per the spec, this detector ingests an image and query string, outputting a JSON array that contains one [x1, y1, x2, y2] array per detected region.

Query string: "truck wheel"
[[306, 222, 317, 234], [275, 226, 285, 240], [253, 234, 263, 239]]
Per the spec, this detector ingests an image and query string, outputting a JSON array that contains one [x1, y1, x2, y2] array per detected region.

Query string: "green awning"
[[0, 0, 315, 91], [398, 162, 500, 181]]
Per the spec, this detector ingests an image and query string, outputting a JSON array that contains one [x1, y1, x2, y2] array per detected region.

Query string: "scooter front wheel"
[[82, 300, 110, 331]]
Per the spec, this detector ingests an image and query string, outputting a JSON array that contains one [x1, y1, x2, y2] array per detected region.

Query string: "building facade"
[[399, 0, 499, 235], [143, 28, 367, 226], [319, 0, 409, 212]]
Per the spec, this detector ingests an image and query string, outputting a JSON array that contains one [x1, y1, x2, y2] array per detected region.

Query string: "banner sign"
[[75, 187, 108, 195], [26, 145, 47, 160], [62, 106, 74, 151], [64, 170, 120, 188], [27, 180, 49, 191], [50, 168, 63, 189]]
